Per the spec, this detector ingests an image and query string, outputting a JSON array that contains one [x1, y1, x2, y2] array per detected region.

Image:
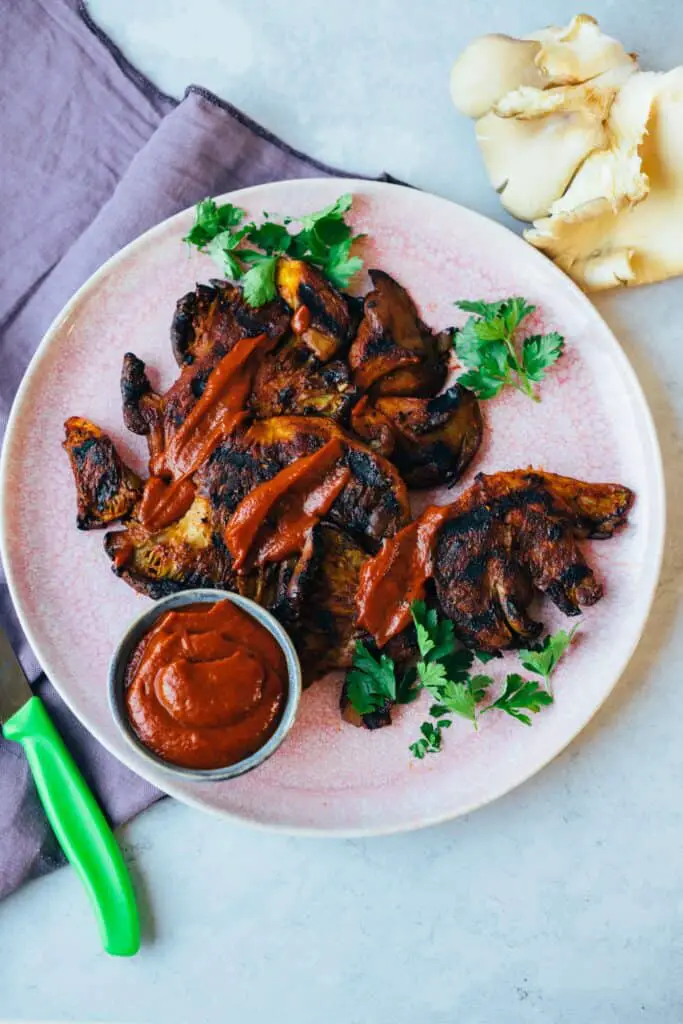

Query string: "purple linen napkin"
[[0, 0, 391, 898]]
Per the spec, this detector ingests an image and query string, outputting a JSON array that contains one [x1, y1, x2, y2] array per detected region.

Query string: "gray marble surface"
[[2, 2, 683, 1021]]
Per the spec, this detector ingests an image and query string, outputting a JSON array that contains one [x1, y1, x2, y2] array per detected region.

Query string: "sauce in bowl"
[[124, 599, 288, 770]]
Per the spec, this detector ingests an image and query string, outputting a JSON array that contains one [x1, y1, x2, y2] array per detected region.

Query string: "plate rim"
[[0, 177, 667, 837]]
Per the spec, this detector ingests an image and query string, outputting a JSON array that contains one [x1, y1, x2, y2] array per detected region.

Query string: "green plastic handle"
[[4, 697, 140, 956]]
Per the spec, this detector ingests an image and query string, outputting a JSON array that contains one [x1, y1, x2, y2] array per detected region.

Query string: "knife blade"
[[0, 625, 140, 956], [0, 626, 33, 724]]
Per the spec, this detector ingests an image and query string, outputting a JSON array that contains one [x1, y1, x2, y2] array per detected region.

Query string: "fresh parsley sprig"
[[411, 601, 483, 727], [345, 604, 576, 757], [183, 193, 364, 307], [346, 642, 420, 717], [408, 604, 578, 753], [410, 720, 451, 759], [481, 674, 553, 726], [453, 297, 564, 402], [518, 624, 580, 695]]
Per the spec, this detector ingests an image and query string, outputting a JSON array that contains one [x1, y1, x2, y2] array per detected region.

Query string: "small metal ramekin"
[[108, 588, 302, 782]]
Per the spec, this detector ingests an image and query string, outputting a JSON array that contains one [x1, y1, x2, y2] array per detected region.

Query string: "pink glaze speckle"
[[0, 179, 665, 835]]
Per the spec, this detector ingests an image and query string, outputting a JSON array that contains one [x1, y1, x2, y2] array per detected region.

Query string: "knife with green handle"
[[0, 627, 140, 956]]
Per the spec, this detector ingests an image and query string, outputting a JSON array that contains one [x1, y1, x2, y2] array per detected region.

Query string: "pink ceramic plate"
[[0, 179, 665, 835]]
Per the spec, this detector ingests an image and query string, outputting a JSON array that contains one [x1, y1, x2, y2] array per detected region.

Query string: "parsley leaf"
[[481, 673, 553, 726], [434, 678, 478, 724], [410, 720, 448, 758], [183, 199, 245, 248], [346, 648, 396, 716], [241, 255, 278, 307], [244, 221, 293, 255], [456, 298, 510, 320], [457, 341, 510, 400], [205, 226, 251, 278], [411, 600, 457, 662], [468, 674, 493, 703], [396, 666, 421, 705], [184, 193, 365, 306], [300, 193, 353, 231], [522, 332, 565, 383], [439, 648, 475, 685], [475, 650, 498, 665], [518, 624, 579, 693], [409, 602, 492, 748], [417, 659, 449, 695], [323, 238, 365, 289], [453, 296, 564, 402]]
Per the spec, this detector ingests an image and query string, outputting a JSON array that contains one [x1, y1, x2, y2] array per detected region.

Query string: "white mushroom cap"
[[494, 64, 633, 120], [526, 70, 683, 290], [529, 13, 637, 85], [450, 34, 546, 118], [476, 110, 607, 221]]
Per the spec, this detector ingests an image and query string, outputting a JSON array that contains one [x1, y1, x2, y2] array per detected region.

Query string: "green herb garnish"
[[346, 642, 419, 717], [183, 193, 364, 306], [410, 719, 451, 759], [346, 607, 569, 756], [453, 297, 564, 402], [481, 674, 553, 726], [518, 624, 580, 694]]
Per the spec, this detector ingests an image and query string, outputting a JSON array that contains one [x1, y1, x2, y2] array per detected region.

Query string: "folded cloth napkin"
[[0, 0, 392, 898]]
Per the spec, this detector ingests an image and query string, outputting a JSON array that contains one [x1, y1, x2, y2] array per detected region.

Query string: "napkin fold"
[[0, 0, 391, 898]]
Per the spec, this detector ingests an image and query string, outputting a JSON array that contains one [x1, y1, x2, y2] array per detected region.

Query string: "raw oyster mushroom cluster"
[[450, 14, 683, 290]]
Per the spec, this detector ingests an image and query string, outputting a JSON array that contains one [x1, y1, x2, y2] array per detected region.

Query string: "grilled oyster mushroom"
[[275, 259, 357, 361], [121, 351, 218, 463], [348, 270, 450, 396], [350, 383, 483, 488], [485, 469, 634, 539], [63, 417, 142, 530], [237, 416, 411, 549], [104, 492, 309, 619], [250, 336, 359, 423], [170, 280, 289, 366], [196, 416, 410, 550], [104, 495, 231, 597], [106, 416, 409, 610], [433, 470, 634, 650], [290, 524, 369, 683]]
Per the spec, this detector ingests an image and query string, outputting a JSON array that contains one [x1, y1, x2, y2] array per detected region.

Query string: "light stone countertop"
[[2, 2, 683, 1021]]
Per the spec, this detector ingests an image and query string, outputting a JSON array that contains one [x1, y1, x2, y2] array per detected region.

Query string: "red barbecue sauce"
[[356, 505, 454, 647], [125, 600, 287, 770], [224, 438, 351, 571], [137, 333, 273, 532]]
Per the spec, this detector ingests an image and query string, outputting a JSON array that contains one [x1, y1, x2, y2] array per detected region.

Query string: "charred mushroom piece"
[[110, 415, 409, 605], [292, 525, 369, 683], [121, 352, 215, 463], [350, 384, 483, 488], [120, 353, 168, 466], [63, 417, 142, 530], [170, 280, 290, 366], [250, 336, 359, 423], [104, 495, 228, 596], [348, 270, 449, 396], [203, 416, 411, 550], [433, 470, 634, 650], [104, 492, 300, 611], [276, 259, 356, 361]]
